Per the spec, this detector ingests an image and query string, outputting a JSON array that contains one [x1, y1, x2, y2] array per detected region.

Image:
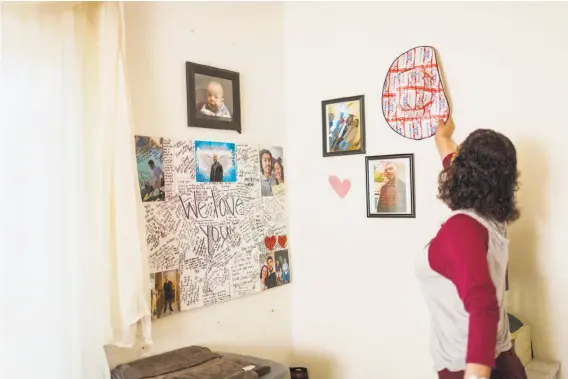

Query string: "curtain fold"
[[1, 2, 151, 379]]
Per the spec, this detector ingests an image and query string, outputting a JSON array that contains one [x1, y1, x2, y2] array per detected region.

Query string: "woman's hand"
[[435, 116, 457, 160], [464, 363, 492, 379], [436, 117, 455, 139]]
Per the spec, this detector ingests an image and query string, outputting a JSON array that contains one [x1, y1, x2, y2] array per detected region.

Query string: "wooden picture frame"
[[186, 62, 242, 133], [321, 95, 366, 157], [365, 153, 416, 218]]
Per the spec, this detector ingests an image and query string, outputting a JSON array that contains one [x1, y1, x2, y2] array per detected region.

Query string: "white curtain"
[[0, 2, 151, 379]]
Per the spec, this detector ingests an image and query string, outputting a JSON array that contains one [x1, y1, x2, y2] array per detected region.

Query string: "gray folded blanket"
[[110, 346, 270, 379]]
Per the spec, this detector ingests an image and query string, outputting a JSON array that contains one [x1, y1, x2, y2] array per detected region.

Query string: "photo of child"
[[195, 74, 233, 120]]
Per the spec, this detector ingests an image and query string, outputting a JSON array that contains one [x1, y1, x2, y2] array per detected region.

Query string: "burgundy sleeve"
[[428, 214, 500, 367], [442, 153, 455, 169]]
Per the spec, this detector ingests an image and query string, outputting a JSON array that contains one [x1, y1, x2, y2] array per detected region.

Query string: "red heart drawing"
[[328, 175, 351, 198], [277, 235, 287, 248], [264, 236, 276, 251]]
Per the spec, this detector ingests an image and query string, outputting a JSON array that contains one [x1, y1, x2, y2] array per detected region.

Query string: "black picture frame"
[[365, 153, 416, 218], [186, 62, 242, 133], [321, 95, 366, 157]]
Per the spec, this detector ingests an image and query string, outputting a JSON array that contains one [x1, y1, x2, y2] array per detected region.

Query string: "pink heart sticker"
[[328, 175, 351, 198]]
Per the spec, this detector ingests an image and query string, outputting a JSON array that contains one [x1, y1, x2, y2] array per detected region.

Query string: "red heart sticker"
[[277, 235, 287, 248], [264, 236, 276, 251]]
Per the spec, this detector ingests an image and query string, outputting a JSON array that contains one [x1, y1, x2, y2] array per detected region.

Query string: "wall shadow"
[[507, 140, 551, 359]]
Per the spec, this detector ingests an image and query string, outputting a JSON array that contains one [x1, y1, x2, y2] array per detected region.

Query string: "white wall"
[[284, 2, 568, 379], [108, 2, 568, 379], [105, 1, 293, 367]]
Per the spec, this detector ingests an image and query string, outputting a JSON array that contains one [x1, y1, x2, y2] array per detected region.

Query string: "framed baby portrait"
[[321, 94, 366, 157], [186, 61, 242, 133], [365, 154, 416, 218]]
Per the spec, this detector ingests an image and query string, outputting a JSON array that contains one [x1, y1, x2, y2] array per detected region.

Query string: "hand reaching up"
[[436, 116, 455, 139], [435, 116, 457, 160]]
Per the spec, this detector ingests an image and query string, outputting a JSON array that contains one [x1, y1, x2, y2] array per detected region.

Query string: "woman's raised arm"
[[435, 117, 458, 161]]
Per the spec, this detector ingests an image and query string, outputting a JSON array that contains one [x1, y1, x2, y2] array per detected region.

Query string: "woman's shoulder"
[[437, 213, 489, 246], [441, 213, 488, 235], [429, 213, 490, 276]]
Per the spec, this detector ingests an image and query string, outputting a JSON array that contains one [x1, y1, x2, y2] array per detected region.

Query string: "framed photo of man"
[[365, 154, 416, 218], [321, 95, 366, 157], [186, 61, 242, 133]]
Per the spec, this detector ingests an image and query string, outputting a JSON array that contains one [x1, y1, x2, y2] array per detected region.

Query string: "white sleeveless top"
[[415, 209, 512, 372]]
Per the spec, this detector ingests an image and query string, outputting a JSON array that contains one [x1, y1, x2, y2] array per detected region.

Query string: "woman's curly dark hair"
[[438, 129, 520, 223]]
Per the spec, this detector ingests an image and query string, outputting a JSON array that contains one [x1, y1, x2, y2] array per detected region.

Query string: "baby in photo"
[[200, 81, 231, 119]]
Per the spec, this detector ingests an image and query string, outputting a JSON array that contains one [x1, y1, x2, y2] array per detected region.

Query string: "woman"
[[259, 265, 269, 290], [273, 158, 285, 185], [272, 158, 286, 196], [416, 117, 526, 379]]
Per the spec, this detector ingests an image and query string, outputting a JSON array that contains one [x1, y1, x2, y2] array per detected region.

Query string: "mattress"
[[220, 352, 290, 379], [110, 346, 290, 379]]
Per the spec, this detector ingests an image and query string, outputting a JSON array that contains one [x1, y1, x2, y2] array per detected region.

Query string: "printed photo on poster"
[[365, 154, 415, 218], [321, 95, 366, 157], [135, 136, 165, 202], [275, 249, 290, 285], [196, 74, 233, 120], [259, 146, 285, 197], [150, 269, 181, 320], [259, 249, 290, 291], [259, 252, 276, 291], [186, 62, 241, 133], [195, 140, 237, 183]]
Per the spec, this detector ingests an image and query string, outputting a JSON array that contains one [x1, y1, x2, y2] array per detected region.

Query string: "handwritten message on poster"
[[136, 137, 290, 312]]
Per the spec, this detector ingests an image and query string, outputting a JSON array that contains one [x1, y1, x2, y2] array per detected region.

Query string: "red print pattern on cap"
[[382, 46, 450, 140]]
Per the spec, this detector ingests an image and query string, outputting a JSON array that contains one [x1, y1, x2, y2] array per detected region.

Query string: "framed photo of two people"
[[186, 61, 242, 133], [365, 154, 416, 218], [321, 94, 366, 157]]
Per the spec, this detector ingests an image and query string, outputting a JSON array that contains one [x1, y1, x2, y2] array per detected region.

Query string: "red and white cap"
[[382, 46, 450, 140]]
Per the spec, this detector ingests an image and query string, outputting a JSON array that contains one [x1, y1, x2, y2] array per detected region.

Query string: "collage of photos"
[[195, 140, 237, 183], [260, 249, 290, 291], [365, 154, 416, 218], [135, 135, 288, 200], [259, 146, 285, 197], [150, 269, 181, 320], [135, 136, 165, 202]]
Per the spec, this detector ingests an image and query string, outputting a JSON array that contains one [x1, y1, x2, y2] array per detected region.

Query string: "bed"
[[110, 346, 290, 379]]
